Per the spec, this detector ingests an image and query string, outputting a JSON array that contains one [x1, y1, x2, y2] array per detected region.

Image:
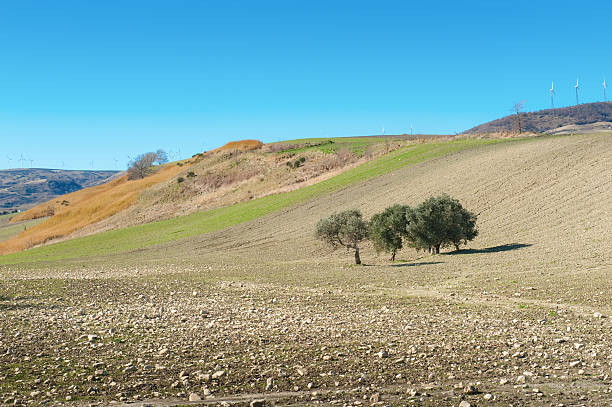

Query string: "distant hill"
[[463, 102, 612, 134], [0, 169, 119, 212]]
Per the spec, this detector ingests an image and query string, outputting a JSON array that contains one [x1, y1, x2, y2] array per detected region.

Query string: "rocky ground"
[[2, 264, 612, 406]]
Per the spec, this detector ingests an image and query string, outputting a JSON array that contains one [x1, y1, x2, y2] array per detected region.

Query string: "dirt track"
[[1, 133, 612, 406]]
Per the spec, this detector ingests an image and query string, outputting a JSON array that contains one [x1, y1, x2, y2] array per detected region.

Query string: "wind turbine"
[[6, 155, 12, 169], [549, 81, 555, 109], [113, 158, 119, 170], [410, 123, 413, 136], [19, 154, 25, 168], [90, 160, 94, 170], [604, 77, 608, 102], [381, 125, 385, 135], [29, 159, 34, 168], [574, 78, 580, 105]]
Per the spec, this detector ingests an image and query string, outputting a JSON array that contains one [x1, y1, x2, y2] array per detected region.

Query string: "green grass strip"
[[0, 138, 510, 265]]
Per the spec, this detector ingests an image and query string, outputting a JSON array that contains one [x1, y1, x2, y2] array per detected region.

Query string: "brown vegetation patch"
[[209, 139, 264, 153]]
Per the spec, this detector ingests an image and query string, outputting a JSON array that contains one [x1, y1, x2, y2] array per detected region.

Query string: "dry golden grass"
[[209, 139, 263, 153], [0, 162, 190, 255]]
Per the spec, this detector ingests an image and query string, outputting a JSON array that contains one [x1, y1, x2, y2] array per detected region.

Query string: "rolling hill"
[[464, 101, 612, 134], [0, 168, 118, 212], [2, 133, 612, 406], [0, 136, 445, 255]]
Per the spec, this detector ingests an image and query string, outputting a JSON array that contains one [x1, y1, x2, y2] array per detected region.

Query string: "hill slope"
[[0, 137, 503, 262], [464, 101, 612, 134], [0, 168, 118, 212], [0, 136, 447, 256]]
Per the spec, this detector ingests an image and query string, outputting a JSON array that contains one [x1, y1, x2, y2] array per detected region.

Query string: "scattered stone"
[[484, 393, 493, 400], [459, 401, 471, 407], [189, 393, 201, 401], [376, 350, 389, 358], [516, 375, 526, 384], [265, 377, 274, 391], [369, 393, 381, 403], [464, 384, 480, 395], [250, 399, 265, 407], [499, 378, 508, 385], [212, 370, 225, 379], [407, 388, 419, 397]]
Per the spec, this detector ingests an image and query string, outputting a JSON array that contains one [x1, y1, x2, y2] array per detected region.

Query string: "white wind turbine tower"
[[549, 81, 555, 109], [113, 158, 119, 170], [604, 77, 608, 102], [574, 78, 580, 105], [6, 155, 12, 169], [410, 123, 413, 136], [381, 125, 385, 135]]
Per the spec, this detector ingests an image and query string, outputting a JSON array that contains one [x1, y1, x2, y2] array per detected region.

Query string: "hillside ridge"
[[464, 101, 612, 134]]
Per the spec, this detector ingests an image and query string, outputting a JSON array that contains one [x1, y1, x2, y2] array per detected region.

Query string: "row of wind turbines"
[[549, 77, 607, 108], [5, 155, 34, 169]]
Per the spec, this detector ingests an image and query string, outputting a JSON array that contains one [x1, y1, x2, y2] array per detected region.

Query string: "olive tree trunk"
[[354, 247, 361, 265]]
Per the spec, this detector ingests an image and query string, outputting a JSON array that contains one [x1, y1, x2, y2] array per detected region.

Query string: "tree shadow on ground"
[[443, 243, 532, 255], [0, 295, 49, 311], [390, 261, 444, 268]]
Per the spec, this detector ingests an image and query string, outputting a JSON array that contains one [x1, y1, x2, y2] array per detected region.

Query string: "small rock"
[[212, 370, 225, 379], [569, 361, 580, 368], [516, 375, 526, 384], [265, 377, 274, 391], [369, 393, 381, 403], [407, 388, 419, 397], [464, 384, 479, 395], [499, 378, 508, 385], [250, 399, 265, 407], [594, 312, 605, 318], [376, 350, 389, 358], [484, 393, 493, 400], [189, 393, 201, 401], [459, 401, 471, 407]]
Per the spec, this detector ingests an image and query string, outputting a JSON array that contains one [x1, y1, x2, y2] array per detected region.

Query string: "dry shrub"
[[199, 166, 261, 192], [313, 149, 358, 173]]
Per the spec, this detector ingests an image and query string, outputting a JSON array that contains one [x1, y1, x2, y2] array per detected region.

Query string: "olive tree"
[[315, 209, 368, 264], [369, 204, 409, 261], [405, 194, 478, 254]]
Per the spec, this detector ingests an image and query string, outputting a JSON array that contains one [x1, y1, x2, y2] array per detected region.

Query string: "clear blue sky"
[[1, 0, 610, 170]]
